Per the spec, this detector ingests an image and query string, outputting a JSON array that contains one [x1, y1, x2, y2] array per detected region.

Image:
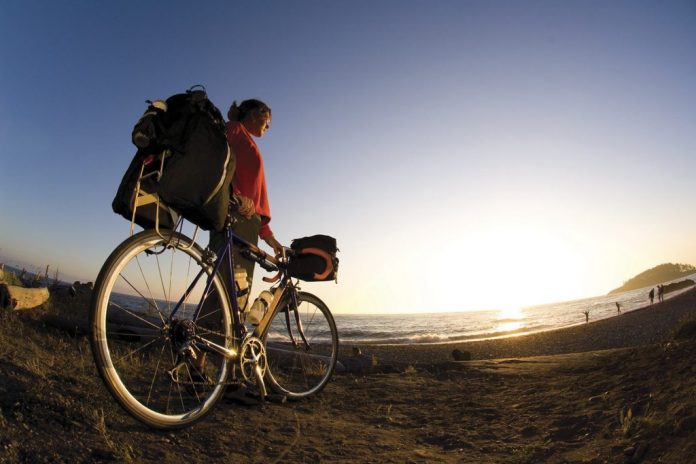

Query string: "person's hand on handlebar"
[[263, 234, 284, 257]]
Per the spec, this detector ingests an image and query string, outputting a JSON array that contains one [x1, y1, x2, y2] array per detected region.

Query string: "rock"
[[341, 350, 378, 375], [451, 349, 471, 361], [38, 281, 93, 336], [71, 281, 93, 295]]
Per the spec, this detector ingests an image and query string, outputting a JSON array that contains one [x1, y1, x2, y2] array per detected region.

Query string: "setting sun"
[[445, 223, 586, 310]]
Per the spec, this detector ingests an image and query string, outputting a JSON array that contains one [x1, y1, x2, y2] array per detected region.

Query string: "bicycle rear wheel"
[[263, 291, 338, 400], [89, 229, 232, 429]]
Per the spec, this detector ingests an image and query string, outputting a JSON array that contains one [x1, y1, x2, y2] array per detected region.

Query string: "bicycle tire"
[[89, 229, 232, 429], [263, 291, 338, 400]]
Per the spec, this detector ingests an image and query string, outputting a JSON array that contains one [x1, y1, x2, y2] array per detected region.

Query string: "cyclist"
[[209, 99, 284, 303]]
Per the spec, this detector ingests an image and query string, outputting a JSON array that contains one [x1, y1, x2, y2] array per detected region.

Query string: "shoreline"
[[336, 284, 696, 348], [341, 286, 696, 365], [354, 284, 693, 347]]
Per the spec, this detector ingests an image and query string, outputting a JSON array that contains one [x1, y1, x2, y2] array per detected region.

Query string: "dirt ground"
[[1, 290, 695, 463]]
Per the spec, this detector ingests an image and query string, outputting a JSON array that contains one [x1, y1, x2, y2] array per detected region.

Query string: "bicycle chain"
[[168, 331, 254, 387]]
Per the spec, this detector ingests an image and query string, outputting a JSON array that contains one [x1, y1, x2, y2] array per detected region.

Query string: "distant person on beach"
[[208, 99, 284, 299], [649, 288, 655, 304], [615, 302, 621, 314], [583, 309, 590, 323], [658, 284, 664, 303]]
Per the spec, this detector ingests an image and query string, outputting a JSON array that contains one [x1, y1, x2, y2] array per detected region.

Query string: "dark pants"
[[208, 212, 261, 306]]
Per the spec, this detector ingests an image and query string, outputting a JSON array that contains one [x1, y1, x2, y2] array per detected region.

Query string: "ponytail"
[[227, 101, 241, 121]]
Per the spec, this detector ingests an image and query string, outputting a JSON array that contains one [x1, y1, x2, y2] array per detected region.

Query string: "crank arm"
[[254, 365, 267, 399], [194, 336, 237, 359]]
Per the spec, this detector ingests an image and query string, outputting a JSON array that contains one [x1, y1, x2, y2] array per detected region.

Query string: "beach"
[[348, 286, 696, 366], [1, 287, 695, 463]]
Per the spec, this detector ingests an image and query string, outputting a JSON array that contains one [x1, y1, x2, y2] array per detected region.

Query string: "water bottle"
[[247, 290, 273, 325], [132, 99, 167, 148], [234, 267, 249, 311]]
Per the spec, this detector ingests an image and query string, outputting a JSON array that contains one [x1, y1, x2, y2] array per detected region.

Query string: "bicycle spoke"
[[107, 300, 162, 331], [134, 254, 165, 318], [112, 335, 165, 367], [195, 306, 222, 326], [89, 230, 232, 427], [107, 331, 159, 339], [146, 343, 168, 406], [118, 273, 167, 324], [264, 292, 337, 400]]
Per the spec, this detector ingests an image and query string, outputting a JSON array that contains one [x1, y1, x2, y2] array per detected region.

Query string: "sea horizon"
[[333, 274, 696, 345]]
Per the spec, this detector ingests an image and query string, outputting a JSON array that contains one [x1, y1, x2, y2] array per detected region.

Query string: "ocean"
[[104, 273, 696, 346], [333, 274, 696, 345]]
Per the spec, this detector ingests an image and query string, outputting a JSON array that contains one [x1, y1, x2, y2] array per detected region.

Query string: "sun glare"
[[447, 224, 586, 310], [498, 306, 523, 320]]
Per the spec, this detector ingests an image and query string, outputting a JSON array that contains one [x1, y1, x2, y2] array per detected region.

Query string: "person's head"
[[228, 99, 272, 137]]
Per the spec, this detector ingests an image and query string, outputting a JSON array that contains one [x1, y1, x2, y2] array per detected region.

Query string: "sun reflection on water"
[[495, 306, 524, 333]]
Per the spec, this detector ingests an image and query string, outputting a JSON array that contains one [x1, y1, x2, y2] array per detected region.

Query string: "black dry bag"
[[287, 235, 339, 282], [112, 85, 234, 231]]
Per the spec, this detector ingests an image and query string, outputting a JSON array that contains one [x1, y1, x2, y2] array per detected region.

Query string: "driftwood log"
[[0, 284, 50, 310]]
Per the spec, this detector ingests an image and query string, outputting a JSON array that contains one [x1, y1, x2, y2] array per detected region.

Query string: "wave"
[[342, 324, 559, 345]]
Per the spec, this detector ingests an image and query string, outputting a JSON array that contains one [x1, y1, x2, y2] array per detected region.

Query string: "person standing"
[[658, 284, 664, 303], [209, 99, 283, 303], [649, 288, 655, 304], [615, 302, 621, 314]]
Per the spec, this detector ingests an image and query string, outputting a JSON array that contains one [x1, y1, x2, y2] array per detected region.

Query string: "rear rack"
[[129, 149, 199, 249]]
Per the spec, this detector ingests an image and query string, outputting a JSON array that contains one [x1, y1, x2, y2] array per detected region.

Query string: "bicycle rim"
[[89, 229, 231, 429], [264, 291, 338, 400]]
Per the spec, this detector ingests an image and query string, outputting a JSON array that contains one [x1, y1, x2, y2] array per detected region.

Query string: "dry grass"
[[2, 286, 696, 463], [90, 408, 136, 462], [403, 365, 417, 375]]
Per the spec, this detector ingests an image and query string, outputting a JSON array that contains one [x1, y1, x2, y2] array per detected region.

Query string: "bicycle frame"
[[128, 150, 308, 349], [163, 217, 309, 362], [92, 145, 339, 428]]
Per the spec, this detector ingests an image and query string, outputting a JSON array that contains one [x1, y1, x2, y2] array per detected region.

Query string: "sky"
[[1, 0, 695, 314]]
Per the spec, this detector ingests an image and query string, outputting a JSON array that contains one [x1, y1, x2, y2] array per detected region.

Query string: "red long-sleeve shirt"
[[226, 121, 273, 238]]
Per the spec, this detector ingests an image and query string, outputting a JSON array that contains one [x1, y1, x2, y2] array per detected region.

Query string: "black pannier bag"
[[112, 151, 179, 230], [112, 86, 234, 231], [287, 235, 339, 282]]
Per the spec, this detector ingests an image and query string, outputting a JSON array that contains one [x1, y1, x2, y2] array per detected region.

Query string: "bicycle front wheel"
[[263, 291, 338, 400], [89, 229, 232, 429]]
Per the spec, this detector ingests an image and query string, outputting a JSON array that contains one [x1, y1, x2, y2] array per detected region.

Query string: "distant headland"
[[608, 262, 696, 295]]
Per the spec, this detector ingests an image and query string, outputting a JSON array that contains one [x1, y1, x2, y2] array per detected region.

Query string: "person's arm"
[[262, 234, 283, 256]]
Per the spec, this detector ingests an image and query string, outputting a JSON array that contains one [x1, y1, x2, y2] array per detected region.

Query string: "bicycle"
[[89, 192, 339, 429]]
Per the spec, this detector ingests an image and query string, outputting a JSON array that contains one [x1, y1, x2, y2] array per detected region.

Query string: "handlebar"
[[240, 246, 278, 272], [241, 244, 335, 282]]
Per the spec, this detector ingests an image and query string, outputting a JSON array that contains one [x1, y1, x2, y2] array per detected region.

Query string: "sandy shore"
[[2, 286, 696, 463], [343, 286, 696, 366]]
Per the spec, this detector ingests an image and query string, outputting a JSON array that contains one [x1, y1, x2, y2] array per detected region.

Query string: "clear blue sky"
[[1, 1, 695, 313]]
